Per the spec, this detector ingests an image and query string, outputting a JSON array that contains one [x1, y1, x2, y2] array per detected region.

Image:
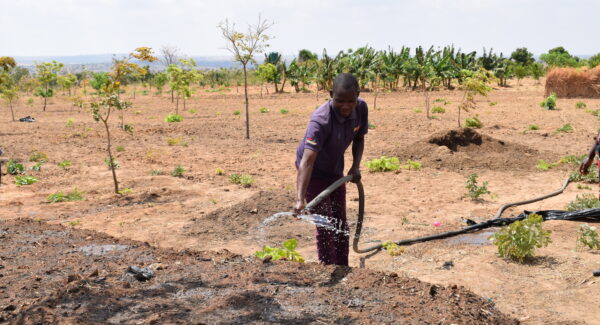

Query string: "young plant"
[[465, 116, 482, 128], [34, 61, 64, 111], [536, 159, 559, 171], [58, 160, 72, 169], [255, 238, 304, 262], [576, 224, 600, 250], [171, 165, 185, 177], [65, 118, 74, 128], [116, 146, 125, 152], [365, 156, 400, 172], [7, 160, 25, 175], [259, 107, 269, 113], [31, 162, 43, 171], [431, 106, 445, 114], [556, 123, 574, 133], [489, 213, 552, 263], [47, 189, 84, 203], [540, 93, 557, 110], [382, 241, 405, 256], [150, 169, 164, 176], [401, 160, 422, 170], [117, 187, 133, 195], [233, 110, 241, 116], [569, 164, 599, 183], [229, 173, 254, 187], [489, 101, 498, 106], [29, 151, 48, 163], [104, 157, 120, 169], [164, 113, 183, 123], [465, 173, 491, 200], [527, 124, 540, 131], [575, 101, 587, 109], [565, 194, 600, 211], [368, 122, 376, 129], [15, 175, 38, 186], [280, 108, 289, 114], [457, 69, 494, 127], [215, 168, 225, 175]]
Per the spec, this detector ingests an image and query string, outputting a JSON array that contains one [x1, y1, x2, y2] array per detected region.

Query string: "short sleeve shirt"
[[296, 98, 368, 180]]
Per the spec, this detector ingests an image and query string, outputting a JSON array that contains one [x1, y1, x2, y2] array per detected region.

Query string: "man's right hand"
[[293, 199, 306, 216], [579, 158, 592, 174]]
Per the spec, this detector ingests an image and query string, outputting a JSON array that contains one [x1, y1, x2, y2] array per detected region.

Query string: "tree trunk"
[[9, 102, 15, 121], [176, 94, 179, 114], [171, 89, 174, 103], [260, 83, 263, 98], [43, 97, 47, 112], [243, 65, 250, 139], [425, 87, 430, 119], [103, 118, 119, 194]]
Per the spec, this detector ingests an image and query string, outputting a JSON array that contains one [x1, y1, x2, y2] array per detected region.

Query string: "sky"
[[1, 0, 598, 58]]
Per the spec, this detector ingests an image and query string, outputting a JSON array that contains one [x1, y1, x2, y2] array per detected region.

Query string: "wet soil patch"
[[1, 218, 517, 324]]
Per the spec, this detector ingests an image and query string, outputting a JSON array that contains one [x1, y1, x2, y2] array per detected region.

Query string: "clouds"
[[0, 0, 597, 57]]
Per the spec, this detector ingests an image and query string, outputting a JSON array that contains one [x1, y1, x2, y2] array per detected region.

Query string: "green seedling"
[[465, 116, 482, 128], [150, 169, 164, 176], [47, 189, 84, 203], [565, 194, 600, 211], [382, 241, 405, 256], [15, 175, 38, 186], [280, 109, 289, 114], [255, 238, 304, 262], [171, 165, 185, 177], [29, 151, 48, 163], [536, 159, 558, 171], [104, 157, 120, 169], [575, 101, 587, 109], [489, 101, 498, 106], [233, 110, 241, 116], [229, 173, 254, 187], [118, 187, 133, 195], [433, 98, 451, 105], [577, 184, 592, 190], [31, 162, 43, 171], [368, 122, 376, 129], [68, 220, 81, 227], [259, 107, 269, 113], [577, 224, 600, 250], [401, 160, 422, 170], [66, 118, 74, 128], [7, 160, 25, 175], [58, 160, 72, 169], [432, 106, 445, 114], [116, 146, 125, 152], [123, 124, 134, 134], [365, 156, 400, 172], [540, 93, 557, 110], [527, 124, 540, 131], [188, 108, 197, 114], [164, 114, 183, 123], [414, 108, 422, 113], [465, 173, 491, 200], [569, 165, 599, 183], [556, 123, 574, 133], [489, 213, 551, 263], [215, 168, 225, 175]]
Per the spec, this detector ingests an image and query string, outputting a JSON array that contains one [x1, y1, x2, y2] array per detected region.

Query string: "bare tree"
[[160, 45, 180, 68], [218, 15, 273, 139]]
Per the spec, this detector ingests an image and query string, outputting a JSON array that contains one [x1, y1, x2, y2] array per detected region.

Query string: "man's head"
[[330, 73, 359, 118]]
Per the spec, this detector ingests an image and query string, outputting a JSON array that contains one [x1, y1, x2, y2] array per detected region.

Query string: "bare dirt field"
[[1, 78, 600, 324]]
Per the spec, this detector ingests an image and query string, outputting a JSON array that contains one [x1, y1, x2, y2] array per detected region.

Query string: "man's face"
[[330, 89, 358, 118]]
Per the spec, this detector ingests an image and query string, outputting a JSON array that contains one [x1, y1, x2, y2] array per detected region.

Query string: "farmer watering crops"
[[579, 132, 600, 199], [293, 73, 368, 266]]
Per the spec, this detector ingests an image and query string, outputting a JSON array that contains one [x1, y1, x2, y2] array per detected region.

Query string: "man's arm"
[[348, 135, 364, 183], [294, 148, 318, 214], [579, 140, 598, 174]]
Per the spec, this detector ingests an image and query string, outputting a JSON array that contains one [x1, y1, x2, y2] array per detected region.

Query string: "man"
[[293, 73, 368, 266], [579, 132, 600, 199]]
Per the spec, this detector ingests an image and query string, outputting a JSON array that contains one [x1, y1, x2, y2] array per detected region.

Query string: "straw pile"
[[545, 67, 600, 98]]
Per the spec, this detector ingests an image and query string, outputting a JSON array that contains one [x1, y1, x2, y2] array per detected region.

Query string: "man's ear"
[[329, 90, 333, 98]]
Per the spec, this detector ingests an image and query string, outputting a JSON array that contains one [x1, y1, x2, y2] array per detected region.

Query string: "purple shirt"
[[296, 98, 368, 180]]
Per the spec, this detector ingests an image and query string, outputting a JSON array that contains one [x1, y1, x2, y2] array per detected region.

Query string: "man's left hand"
[[348, 167, 361, 183]]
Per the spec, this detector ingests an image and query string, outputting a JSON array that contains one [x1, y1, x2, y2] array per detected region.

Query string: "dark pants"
[[306, 178, 349, 266]]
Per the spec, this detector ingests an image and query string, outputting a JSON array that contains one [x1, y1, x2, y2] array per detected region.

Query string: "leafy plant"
[[577, 184, 592, 190], [164, 113, 183, 123], [401, 160, 422, 170], [558, 154, 583, 165], [15, 175, 38, 186], [280, 108, 289, 114], [31, 162, 43, 171], [382, 241, 405, 256], [233, 110, 241, 116], [255, 238, 304, 262], [414, 108, 422, 113], [540, 93, 557, 110], [569, 164, 599, 183], [65, 118, 74, 128], [577, 224, 600, 250], [150, 169, 164, 176], [575, 101, 587, 109], [527, 124, 540, 131], [368, 122, 376, 129], [489, 213, 552, 262], [104, 157, 120, 169], [565, 194, 600, 211], [215, 168, 225, 175], [68, 220, 81, 227], [29, 151, 48, 163], [465, 116, 482, 128], [431, 106, 445, 114], [118, 187, 133, 195], [433, 98, 451, 105], [229, 173, 254, 187], [47, 189, 84, 203], [58, 160, 72, 169], [556, 123, 573, 133], [116, 145, 125, 152], [489, 101, 497, 106], [171, 165, 185, 177], [465, 173, 491, 200], [259, 107, 269, 113], [7, 160, 25, 175], [536, 159, 558, 171], [123, 124, 134, 134], [188, 108, 197, 114], [365, 156, 400, 172]]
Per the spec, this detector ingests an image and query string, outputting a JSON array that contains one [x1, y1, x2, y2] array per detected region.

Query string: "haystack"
[[545, 67, 600, 98]]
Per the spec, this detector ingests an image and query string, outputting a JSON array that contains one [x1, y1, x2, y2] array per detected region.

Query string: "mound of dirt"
[[393, 128, 551, 171], [2, 218, 517, 324]]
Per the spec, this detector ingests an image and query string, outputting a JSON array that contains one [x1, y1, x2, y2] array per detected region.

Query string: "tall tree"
[[510, 47, 534, 65], [219, 15, 273, 139], [34, 61, 63, 111]]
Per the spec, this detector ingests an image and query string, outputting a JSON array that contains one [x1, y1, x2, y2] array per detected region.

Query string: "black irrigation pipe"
[[305, 175, 591, 256]]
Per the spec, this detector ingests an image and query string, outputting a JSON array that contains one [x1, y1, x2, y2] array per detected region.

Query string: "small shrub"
[[365, 156, 400, 172], [142, 90, 149, 96], [27, 98, 34, 106], [7, 160, 25, 175], [565, 194, 600, 211], [229, 173, 254, 187], [123, 124, 134, 134], [465, 173, 491, 200], [104, 157, 120, 169], [233, 110, 241, 116], [577, 224, 600, 250], [68, 220, 81, 227], [166, 137, 184, 146], [540, 93, 557, 110], [558, 154, 583, 165], [135, 110, 142, 115], [575, 101, 587, 109], [15, 175, 38, 186], [164, 114, 183, 123], [65, 118, 74, 128], [31, 162, 43, 171], [29, 151, 48, 163], [47, 189, 84, 203], [489, 213, 552, 262], [215, 168, 225, 175], [431, 106, 445, 114], [382, 241, 405, 256], [536, 159, 558, 171], [58, 160, 72, 169], [577, 184, 592, 190], [259, 107, 269, 113], [115, 146, 125, 152], [527, 124, 540, 131], [150, 169, 164, 176], [556, 123, 574, 133], [280, 109, 289, 114], [465, 116, 482, 128], [255, 238, 304, 262], [171, 165, 185, 177]]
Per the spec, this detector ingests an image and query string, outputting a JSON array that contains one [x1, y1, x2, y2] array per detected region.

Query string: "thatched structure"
[[545, 67, 600, 98]]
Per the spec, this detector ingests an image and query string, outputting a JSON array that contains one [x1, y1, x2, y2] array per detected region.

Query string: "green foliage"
[[414, 108, 422, 113], [575, 101, 587, 109], [527, 124, 540, 131], [164, 113, 183, 123], [47, 189, 84, 203], [259, 107, 269, 113], [123, 124, 134, 134], [368, 122, 376, 129], [68, 220, 81, 227], [540, 93, 557, 110], [229, 173, 254, 187], [489, 214, 552, 262], [7, 160, 25, 175], [489, 101, 497, 106], [365, 156, 400, 172], [539, 47, 581, 68], [58, 160, 71, 169], [118, 187, 133, 195], [171, 165, 185, 177], [166, 137, 188, 146], [569, 164, 599, 183], [558, 154, 583, 165], [382, 241, 405, 256], [150, 169, 164, 176], [433, 98, 451, 105], [565, 194, 600, 211], [556, 123, 574, 133], [188, 108, 197, 114], [215, 168, 225, 175], [280, 108, 289, 114], [255, 239, 304, 262], [510, 47, 534, 65], [536, 159, 559, 171], [432, 106, 445, 114], [465, 116, 482, 128], [401, 160, 422, 170], [104, 157, 119, 169], [15, 175, 38, 186], [116, 145, 125, 152], [65, 118, 74, 128], [31, 162, 43, 171], [577, 224, 600, 250], [588, 53, 600, 68], [233, 110, 241, 116], [465, 173, 491, 200], [90, 72, 110, 91]]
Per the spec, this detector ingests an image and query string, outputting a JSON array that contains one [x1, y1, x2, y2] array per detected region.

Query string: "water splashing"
[[255, 212, 349, 246]]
